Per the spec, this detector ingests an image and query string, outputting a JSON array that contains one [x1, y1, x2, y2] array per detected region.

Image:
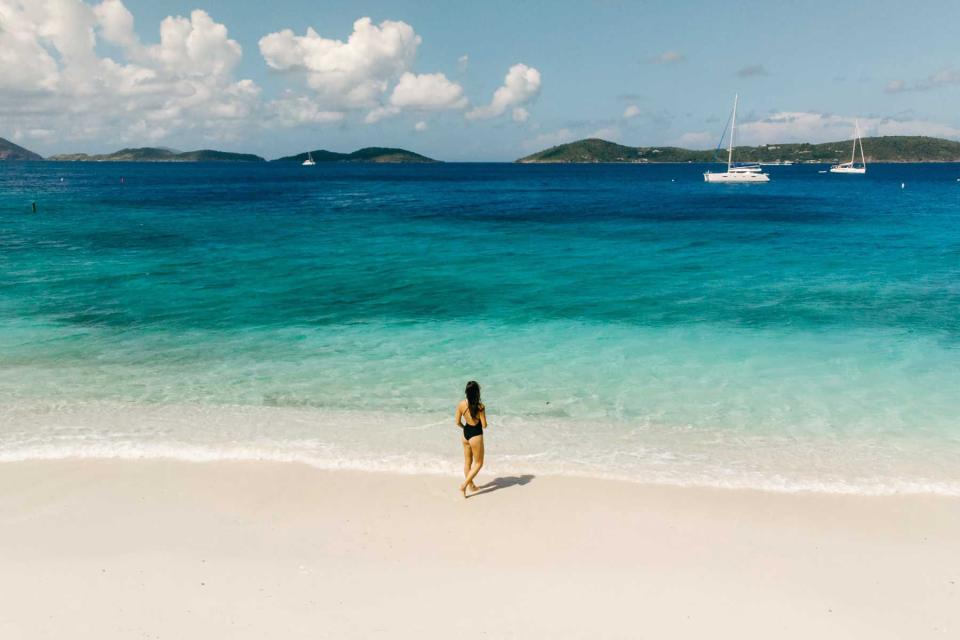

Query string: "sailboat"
[[704, 94, 770, 183], [830, 121, 866, 174], [302, 151, 316, 166]]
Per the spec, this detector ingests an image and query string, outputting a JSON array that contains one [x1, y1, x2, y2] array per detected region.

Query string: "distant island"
[[7, 142, 434, 163], [272, 147, 437, 163], [517, 136, 960, 164], [0, 137, 44, 161], [48, 148, 265, 162], [6, 134, 960, 164]]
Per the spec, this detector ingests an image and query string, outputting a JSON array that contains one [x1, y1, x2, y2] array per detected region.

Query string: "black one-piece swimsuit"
[[461, 418, 483, 441]]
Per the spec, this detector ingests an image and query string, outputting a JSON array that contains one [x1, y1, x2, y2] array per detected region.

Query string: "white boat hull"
[[829, 165, 865, 174], [704, 171, 770, 183]]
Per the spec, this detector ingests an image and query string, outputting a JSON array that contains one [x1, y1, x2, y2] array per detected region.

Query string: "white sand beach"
[[1, 460, 957, 639]]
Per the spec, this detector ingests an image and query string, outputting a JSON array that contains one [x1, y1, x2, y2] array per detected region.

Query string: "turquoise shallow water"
[[1, 162, 959, 492]]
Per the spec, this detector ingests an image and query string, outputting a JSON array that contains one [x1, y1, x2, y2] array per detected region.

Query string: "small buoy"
[[120, 177, 125, 184], [60, 177, 64, 182], [901, 182, 905, 189]]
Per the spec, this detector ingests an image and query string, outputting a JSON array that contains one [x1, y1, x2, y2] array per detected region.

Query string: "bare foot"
[[459, 482, 468, 498], [468, 482, 478, 492]]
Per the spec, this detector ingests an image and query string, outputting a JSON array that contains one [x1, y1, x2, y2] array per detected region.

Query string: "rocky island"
[[0, 137, 44, 161], [272, 147, 437, 163], [48, 148, 265, 162]]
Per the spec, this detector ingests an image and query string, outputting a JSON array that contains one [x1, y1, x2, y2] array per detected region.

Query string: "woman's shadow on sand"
[[467, 474, 535, 498]]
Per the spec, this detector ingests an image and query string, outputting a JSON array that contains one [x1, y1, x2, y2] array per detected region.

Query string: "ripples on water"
[[1, 162, 959, 493]]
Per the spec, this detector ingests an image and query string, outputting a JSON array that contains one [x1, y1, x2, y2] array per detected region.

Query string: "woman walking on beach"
[[456, 381, 487, 497]]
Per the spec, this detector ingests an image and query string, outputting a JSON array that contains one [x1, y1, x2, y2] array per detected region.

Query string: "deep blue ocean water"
[[2, 161, 959, 492]]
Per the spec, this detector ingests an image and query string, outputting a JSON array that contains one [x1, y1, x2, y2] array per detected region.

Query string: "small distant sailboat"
[[830, 121, 866, 174], [302, 151, 316, 166], [704, 94, 769, 183]]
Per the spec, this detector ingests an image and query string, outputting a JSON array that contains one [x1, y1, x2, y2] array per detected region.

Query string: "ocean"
[[1, 161, 959, 494]]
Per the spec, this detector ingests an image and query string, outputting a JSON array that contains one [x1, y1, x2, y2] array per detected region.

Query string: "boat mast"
[[856, 120, 866, 167], [728, 94, 738, 170], [850, 120, 858, 165]]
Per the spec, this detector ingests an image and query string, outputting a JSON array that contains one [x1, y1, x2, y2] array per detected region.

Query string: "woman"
[[455, 380, 487, 497]]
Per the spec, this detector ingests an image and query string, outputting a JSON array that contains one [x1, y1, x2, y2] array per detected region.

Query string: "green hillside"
[[49, 147, 265, 162], [0, 137, 43, 161], [176, 149, 264, 162], [517, 136, 960, 163], [272, 147, 436, 163]]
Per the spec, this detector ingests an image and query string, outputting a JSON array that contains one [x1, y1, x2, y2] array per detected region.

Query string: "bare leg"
[[461, 439, 475, 494], [460, 436, 485, 496]]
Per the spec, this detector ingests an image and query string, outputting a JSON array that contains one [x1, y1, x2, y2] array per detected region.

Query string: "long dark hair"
[[465, 380, 482, 420]]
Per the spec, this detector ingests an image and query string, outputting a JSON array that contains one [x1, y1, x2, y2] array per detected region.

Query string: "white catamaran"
[[704, 94, 770, 183], [830, 120, 866, 174], [302, 151, 316, 166]]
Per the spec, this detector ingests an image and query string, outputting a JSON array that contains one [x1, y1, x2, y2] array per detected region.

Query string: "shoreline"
[[2, 459, 958, 639], [2, 450, 959, 498], [4, 398, 959, 497]]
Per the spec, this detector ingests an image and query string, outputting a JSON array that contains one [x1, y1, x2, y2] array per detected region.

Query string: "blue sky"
[[2, 0, 959, 160]]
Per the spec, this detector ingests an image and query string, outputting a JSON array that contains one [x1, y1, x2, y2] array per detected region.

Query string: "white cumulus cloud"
[[467, 63, 541, 120], [94, 0, 138, 49], [0, 0, 259, 148], [148, 9, 242, 78], [623, 105, 641, 119], [365, 72, 466, 123], [259, 17, 420, 110], [0, 7, 554, 150], [389, 72, 467, 110], [260, 17, 476, 126]]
